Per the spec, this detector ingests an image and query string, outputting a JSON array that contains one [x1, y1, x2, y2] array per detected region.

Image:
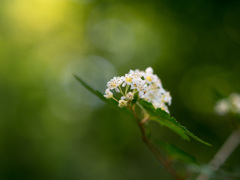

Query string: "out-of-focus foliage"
[[0, 0, 240, 179]]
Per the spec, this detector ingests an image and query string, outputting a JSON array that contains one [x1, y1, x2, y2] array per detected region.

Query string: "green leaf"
[[139, 99, 211, 146], [74, 74, 105, 100], [73, 74, 131, 115], [155, 140, 197, 164]]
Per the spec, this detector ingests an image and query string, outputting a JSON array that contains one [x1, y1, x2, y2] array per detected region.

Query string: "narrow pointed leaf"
[[73, 74, 131, 115], [139, 99, 211, 146]]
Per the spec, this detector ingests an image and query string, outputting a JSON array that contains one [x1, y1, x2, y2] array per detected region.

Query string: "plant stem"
[[125, 84, 129, 95], [118, 86, 124, 96], [131, 107, 184, 180], [196, 130, 240, 180], [112, 97, 119, 102]]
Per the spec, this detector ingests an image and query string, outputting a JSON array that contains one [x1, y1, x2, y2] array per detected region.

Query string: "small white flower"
[[121, 92, 134, 101], [129, 69, 142, 79], [118, 100, 128, 108], [139, 90, 147, 98], [137, 81, 147, 91], [162, 92, 172, 105], [116, 76, 124, 86], [144, 90, 157, 102], [148, 82, 160, 92], [145, 67, 153, 74], [145, 74, 154, 83], [145, 74, 159, 84], [215, 99, 229, 116], [130, 79, 140, 90], [124, 74, 133, 85], [107, 77, 118, 90], [121, 96, 126, 100], [125, 92, 134, 100], [107, 76, 123, 90], [104, 89, 113, 99], [214, 92, 240, 116]]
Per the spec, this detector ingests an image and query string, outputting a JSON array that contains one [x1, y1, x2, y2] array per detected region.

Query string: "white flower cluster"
[[104, 67, 172, 113], [215, 93, 240, 116]]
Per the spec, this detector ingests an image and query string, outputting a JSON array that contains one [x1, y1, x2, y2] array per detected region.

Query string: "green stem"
[[131, 106, 184, 180], [125, 84, 129, 95], [111, 97, 118, 102], [118, 86, 124, 96]]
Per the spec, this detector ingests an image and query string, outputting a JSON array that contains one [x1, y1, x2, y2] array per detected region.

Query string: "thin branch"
[[131, 107, 184, 180], [196, 130, 240, 180]]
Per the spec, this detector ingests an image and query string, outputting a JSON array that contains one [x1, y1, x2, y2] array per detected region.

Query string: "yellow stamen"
[[146, 76, 152, 82], [125, 77, 132, 83]]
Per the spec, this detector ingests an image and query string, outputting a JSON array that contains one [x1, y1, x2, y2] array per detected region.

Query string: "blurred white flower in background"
[[215, 93, 240, 116]]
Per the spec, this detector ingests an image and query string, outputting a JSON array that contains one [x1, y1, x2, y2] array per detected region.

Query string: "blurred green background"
[[1, 0, 240, 179]]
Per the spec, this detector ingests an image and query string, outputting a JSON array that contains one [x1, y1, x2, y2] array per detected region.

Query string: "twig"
[[131, 107, 184, 180], [196, 130, 240, 180]]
